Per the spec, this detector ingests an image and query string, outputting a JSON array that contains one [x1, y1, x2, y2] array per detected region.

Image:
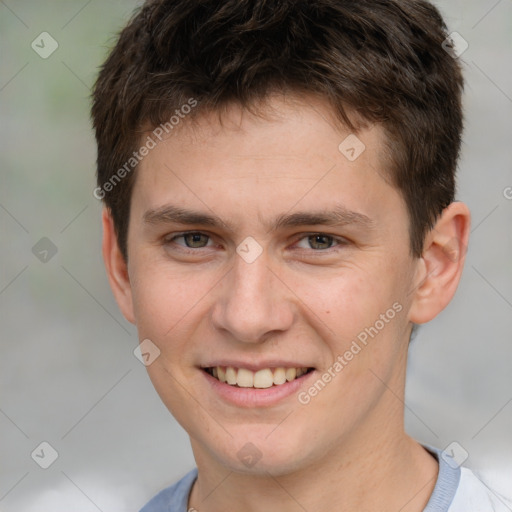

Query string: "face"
[[121, 94, 421, 475]]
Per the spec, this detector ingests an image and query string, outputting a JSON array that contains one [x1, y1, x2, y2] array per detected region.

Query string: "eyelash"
[[163, 231, 348, 254]]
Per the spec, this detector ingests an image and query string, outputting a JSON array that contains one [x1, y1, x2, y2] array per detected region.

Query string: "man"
[[91, 1, 509, 510]]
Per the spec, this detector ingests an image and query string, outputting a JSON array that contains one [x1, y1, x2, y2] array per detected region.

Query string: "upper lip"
[[200, 361, 315, 372]]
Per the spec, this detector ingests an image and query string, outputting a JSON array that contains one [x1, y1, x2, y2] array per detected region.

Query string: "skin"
[[102, 93, 471, 511]]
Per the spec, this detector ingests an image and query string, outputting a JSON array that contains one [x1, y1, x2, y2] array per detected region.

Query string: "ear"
[[408, 201, 471, 324], [102, 208, 136, 324]]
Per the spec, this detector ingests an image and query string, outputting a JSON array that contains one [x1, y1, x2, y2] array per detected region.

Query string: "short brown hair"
[[91, 0, 464, 261]]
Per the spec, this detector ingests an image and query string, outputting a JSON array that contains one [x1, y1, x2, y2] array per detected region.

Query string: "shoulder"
[[422, 444, 511, 512], [448, 467, 512, 512], [139, 468, 198, 512]]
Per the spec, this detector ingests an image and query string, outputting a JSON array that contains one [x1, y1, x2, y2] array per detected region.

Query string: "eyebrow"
[[143, 204, 376, 233]]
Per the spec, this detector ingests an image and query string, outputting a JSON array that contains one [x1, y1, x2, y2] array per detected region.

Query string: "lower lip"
[[201, 369, 316, 408]]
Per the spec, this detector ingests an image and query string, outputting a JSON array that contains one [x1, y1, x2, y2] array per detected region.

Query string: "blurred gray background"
[[1, 0, 511, 510]]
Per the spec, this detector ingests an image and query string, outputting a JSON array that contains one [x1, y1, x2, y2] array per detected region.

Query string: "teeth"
[[208, 366, 310, 388], [254, 369, 274, 388], [237, 368, 254, 388], [217, 366, 227, 383], [226, 367, 237, 385], [285, 368, 297, 381], [273, 367, 286, 385]]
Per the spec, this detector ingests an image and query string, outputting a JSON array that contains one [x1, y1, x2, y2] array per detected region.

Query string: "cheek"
[[130, 264, 206, 344], [292, 274, 407, 429], [294, 268, 391, 333], [296, 265, 408, 375]]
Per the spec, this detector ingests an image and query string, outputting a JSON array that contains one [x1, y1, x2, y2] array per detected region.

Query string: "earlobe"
[[102, 208, 136, 324], [408, 202, 471, 325]]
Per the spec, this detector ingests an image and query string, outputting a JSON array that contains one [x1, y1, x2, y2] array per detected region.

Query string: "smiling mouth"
[[203, 366, 314, 388]]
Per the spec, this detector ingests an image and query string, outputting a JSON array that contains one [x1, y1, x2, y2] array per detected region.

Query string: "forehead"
[[150, 93, 389, 165], [131, 93, 406, 234]]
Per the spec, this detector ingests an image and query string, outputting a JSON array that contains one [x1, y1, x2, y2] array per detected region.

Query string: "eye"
[[166, 232, 213, 249], [295, 233, 346, 251], [163, 231, 348, 255]]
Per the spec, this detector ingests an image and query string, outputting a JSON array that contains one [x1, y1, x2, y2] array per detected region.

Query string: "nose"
[[210, 250, 295, 344]]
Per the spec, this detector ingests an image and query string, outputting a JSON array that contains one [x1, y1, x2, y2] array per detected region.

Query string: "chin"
[[204, 426, 317, 476]]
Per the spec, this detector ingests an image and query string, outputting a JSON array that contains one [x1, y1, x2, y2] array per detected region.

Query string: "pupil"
[[186, 233, 206, 247], [311, 235, 331, 249]]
